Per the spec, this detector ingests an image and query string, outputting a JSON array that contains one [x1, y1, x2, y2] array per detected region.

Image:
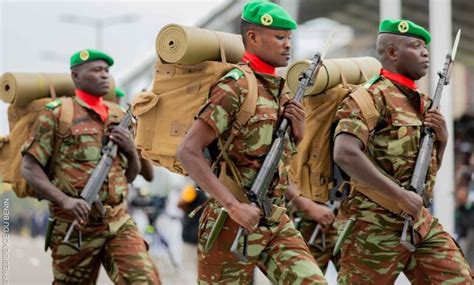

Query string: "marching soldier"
[[21, 49, 161, 284], [333, 19, 472, 283], [177, 1, 327, 284]]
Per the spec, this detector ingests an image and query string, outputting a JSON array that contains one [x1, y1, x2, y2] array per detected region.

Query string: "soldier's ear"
[[70, 66, 82, 82], [387, 45, 398, 62], [247, 29, 258, 46]]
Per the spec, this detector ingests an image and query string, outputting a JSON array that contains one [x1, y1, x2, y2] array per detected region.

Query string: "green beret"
[[379, 19, 431, 44], [242, 0, 297, 30], [70, 49, 114, 68], [115, 87, 125, 98]]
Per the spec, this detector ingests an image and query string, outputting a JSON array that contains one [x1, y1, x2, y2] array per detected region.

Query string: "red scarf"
[[380, 69, 417, 90], [242, 51, 276, 75], [381, 69, 425, 113], [75, 89, 109, 122]]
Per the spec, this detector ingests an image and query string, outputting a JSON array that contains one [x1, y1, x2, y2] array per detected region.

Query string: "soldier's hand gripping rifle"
[[230, 34, 334, 261], [63, 106, 133, 250], [400, 30, 461, 252]]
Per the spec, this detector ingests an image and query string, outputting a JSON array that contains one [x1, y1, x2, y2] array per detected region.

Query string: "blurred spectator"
[[454, 114, 474, 269], [31, 211, 48, 238], [177, 185, 208, 244]]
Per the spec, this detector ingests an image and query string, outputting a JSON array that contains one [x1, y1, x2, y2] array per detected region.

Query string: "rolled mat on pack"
[[1, 72, 116, 107], [156, 24, 244, 65], [286, 57, 381, 96], [0, 135, 11, 184]]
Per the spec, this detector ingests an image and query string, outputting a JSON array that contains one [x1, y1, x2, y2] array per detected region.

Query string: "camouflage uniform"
[[22, 97, 160, 284], [197, 69, 327, 284], [334, 75, 472, 284], [290, 206, 340, 273]]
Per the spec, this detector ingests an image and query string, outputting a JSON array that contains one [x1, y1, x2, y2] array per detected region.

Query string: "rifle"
[[230, 38, 333, 261], [400, 30, 461, 252], [63, 106, 133, 250]]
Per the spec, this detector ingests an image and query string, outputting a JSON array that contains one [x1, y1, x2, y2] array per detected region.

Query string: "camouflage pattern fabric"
[[291, 206, 340, 273], [198, 70, 296, 197], [50, 214, 160, 284], [22, 97, 129, 218], [336, 193, 472, 284], [334, 76, 472, 283], [197, 70, 326, 283], [22, 97, 160, 284], [198, 200, 327, 284], [335, 76, 438, 199]]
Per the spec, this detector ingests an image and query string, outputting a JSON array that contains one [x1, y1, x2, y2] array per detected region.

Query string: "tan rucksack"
[[289, 83, 379, 203], [132, 61, 258, 175], [0, 97, 74, 198]]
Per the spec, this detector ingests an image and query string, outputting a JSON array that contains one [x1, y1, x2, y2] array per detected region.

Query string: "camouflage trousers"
[[50, 213, 161, 285], [295, 216, 340, 273], [337, 202, 472, 284], [198, 202, 327, 284]]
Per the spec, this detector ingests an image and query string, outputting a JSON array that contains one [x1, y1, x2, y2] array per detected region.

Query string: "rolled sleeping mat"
[[1, 72, 116, 106], [286, 57, 382, 96], [156, 23, 245, 65]]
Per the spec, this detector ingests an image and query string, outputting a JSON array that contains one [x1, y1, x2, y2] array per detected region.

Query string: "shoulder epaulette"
[[222, 68, 244, 81], [363, 75, 381, 89], [45, 99, 62, 110]]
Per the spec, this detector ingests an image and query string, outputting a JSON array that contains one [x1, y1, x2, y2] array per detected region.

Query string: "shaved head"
[[376, 33, 429, 80], [376, 33, 403, 59]]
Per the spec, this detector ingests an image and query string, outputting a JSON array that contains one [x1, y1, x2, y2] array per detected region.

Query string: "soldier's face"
[[71, 60, 111, 96], [254, 28, 292, 68], [394, 37, 429, 80]]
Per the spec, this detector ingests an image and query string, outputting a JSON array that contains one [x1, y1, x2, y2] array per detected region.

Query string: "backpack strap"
[[348, 86, 379, 131], [349, 58, 370, 82], [215, 32, 227, 64], [57, 97, 74, 136], [234, 64, 258, 128], [46, 97, 74, 176], [212, 65, 259, 186]]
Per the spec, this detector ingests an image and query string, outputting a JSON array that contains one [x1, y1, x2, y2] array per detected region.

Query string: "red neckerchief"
[[381, 69, 417, 90], [75, 89, 109, 122], [381, 69, 424, 113], [242, 51, 276, 75]]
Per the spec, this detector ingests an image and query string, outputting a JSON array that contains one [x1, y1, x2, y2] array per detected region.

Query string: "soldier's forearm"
[[177, 144, 239, 211], [124, 148, 141, 182], [334, 134, 404, 201], [21, 154, 69, 206], [435, 141, 446, 169]]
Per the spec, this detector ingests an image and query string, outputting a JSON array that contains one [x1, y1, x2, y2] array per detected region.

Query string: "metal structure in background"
[[118, 0, 474, 97], [60, 13, 139, 50], [430, 0, 455, 235]]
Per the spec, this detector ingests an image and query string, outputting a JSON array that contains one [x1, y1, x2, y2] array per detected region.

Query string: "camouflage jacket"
[[22, 97, 128, 219], [198, 68, 296, 199], [335, 75, 438, 210]]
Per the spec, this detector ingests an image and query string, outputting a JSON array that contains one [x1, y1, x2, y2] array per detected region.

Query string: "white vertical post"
[[278, 0, 299, 61], [430, 0, 454, 234], [380, 0, 401, 20]]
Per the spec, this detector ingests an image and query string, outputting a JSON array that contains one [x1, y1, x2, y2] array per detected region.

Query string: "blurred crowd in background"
[[454, 114, 474, 267]]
